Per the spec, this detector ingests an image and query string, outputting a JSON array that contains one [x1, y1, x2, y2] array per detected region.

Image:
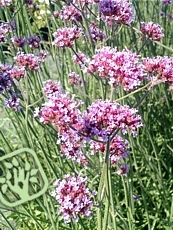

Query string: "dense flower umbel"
[[51, 174, 96, 223], [11, 36, 26, 47], [14, 52, 43, 71], [90, 135, 129, 164], [52, 26, 82, 48], [143, 56, 173, 84], [88, 23, 106, 42], [27, 35, 41, 49], [34, 80, 82, 129], [79, 100, 142, 141], [99, 0, 134, 26], [59, 5, 82, 22], [140, 22, 164, 41], [87, 46, 144, 90], [10, 66, 26, 80]]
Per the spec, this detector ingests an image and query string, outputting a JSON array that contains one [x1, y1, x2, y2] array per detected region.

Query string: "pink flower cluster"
[[79, 99, 142, 140], [34, 80, 82, 129], [53, 26, 82, 48], [68, 72, 82, 86], [72, 51, 90, 72], [90, 135, 129, 164], [60, 5, 82, 22], [140, 22, 164, 41], [51, 174, 96, 223], [87, 46, 144, 90], [0, 0, 12, 7], [14, 52, 44, 71], [99, 0, 134, 26], [143, 56, 173, 84]]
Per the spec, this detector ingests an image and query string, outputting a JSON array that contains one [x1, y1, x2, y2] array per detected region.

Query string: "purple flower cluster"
[[4, 93, 20, 111], [140, 22, 164, 41], [88, 22, 106, 42], [99, 0, 134, 26], [87, 46, 144, 90], [11, 35, 41, 49], [79, 99, 142, 140], [51, 174, 96, 223], [0, 65, 12, 93], [53, 26, 82, 48], [143, 56, 173, 84], [59, 5, 82, 22], [162, 0, 172, 5]]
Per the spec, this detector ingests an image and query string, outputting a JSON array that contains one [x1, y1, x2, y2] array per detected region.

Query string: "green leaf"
[[0, 177, 5, 183], [30, 169, 38, 176], [2, 184, 8, 193], [12, 157, 19, 167], [6, 171, 12, 180], [29, 177, 38, 183], [3, 162, 13, 169], [25, 161, 31, 171]]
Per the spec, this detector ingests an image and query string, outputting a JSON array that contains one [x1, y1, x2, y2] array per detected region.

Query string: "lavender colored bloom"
[[4, 93, 20, 111], [140, 22, 164, 41], [0, 65, 13, 93], [99, 0, 134, 26], [27, 35, 41, 49], [11, 36, 26, 48], [0, 0, 12, 7], [117, 164, 130, 175], [51, 173, 96, 223]]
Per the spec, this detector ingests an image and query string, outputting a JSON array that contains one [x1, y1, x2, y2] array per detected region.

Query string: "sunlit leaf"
[[12, 157, 19, 167], [30, 169, 38, 176], [2, 184, 8, 193]]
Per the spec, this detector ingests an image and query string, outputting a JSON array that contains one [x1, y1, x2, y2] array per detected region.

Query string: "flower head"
[[53, 26, 82, 48], [140, 22, 164, 41], [51, 173, 96, 223]]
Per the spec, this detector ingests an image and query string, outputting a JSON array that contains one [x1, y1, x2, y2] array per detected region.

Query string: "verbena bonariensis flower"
[[57, 129, 88, 165], [73, 0, 95, 6], [88, 22, 106, 42], [10, 66, 26, 80], [162, 0, 172, 5], [52, 26, 82, 48], [34, 80, 83, 128], [27, 35, 41, 49], [72, 51, 90, 73], [0, 0, 12, 6], [140, 22, 164, 41], [0, 65, 13, 93], [117, 164, 130, 175], [90, 135, 129, 164], [79, 99, 142, 141], [99, 0, 134, 26], [143, 56, 173, 84], [68, 72, 82, 86], [0, 22, 12, 43], [14, 52, 43, 71], [4, 93, 20, 111], [51, 173, 97, 223], [59, 5, 82, 22], [11, 36, 26, 47], [87, 46, 144, 91]]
